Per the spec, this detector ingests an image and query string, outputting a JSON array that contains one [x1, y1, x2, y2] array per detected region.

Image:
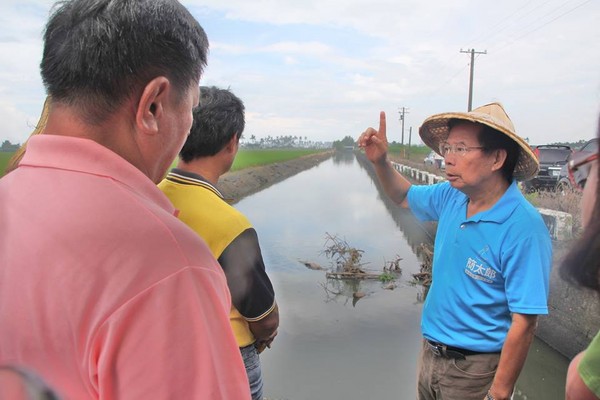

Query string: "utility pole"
[[398, 107, 409, 146], [407, 126, 412, 160], [460, 49, 486, 111]]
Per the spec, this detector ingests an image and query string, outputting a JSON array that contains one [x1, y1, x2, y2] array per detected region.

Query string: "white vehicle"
[[424, 151, 445, 169]]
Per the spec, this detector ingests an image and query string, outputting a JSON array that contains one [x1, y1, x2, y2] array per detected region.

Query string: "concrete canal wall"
[[389, 160, 599, 359], [391, 163, 573, 241]]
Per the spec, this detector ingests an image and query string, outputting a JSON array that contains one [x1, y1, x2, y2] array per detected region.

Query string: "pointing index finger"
[[379, 111, 387, 140]]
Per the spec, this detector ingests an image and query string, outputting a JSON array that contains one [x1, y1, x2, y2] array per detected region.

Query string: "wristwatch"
[[485, 391, 495, 400]]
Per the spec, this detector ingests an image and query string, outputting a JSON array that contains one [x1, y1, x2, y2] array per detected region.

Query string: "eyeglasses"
[[438, 142, 485, 157], [568, 152, 598, 189]]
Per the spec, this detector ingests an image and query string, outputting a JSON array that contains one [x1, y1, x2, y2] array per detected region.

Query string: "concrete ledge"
[[538, 208, 573, 241], [391, 162, 573, 242], [538, 242, 600, 359]]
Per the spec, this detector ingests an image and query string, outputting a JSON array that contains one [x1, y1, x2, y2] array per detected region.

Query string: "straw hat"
[[418, 102, 538, 181], [4, 96, 51, 175]]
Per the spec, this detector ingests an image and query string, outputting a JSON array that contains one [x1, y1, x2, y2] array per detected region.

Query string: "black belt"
[[426, 340, 485, 360]]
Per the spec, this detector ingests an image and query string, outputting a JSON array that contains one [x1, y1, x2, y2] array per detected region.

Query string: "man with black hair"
[[358, 103, 551, 400], [0, 1, 250, 398], [160, 86, 279, 400]]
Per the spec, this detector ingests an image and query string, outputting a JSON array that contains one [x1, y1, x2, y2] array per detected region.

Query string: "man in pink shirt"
[[0, 0, 250, 399]]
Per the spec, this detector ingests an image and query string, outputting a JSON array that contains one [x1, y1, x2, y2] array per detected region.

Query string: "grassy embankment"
[[387, 144, 430, 164], [0, 148, 329, 177]]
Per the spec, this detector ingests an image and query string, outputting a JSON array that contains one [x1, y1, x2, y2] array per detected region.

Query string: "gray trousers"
[[241, 344, 263, 400], [417, 339, 501, 400]]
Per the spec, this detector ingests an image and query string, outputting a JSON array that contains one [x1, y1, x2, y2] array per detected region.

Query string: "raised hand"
[[357, 111, 389, 164]]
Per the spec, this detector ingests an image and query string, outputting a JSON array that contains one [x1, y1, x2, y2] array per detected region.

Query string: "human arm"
[[357, 111, 412, 205], [566, 351, 600, 400], [487, 313, 537, 400], [250, 304, 279, 352], [218, 228, 278, 343], [484, 221, 553, 399]]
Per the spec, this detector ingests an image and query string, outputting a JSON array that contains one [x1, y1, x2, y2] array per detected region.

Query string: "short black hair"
[[41, 0, 209, 124], [448, 118, 519, 183], [179, 86, 245, 162]]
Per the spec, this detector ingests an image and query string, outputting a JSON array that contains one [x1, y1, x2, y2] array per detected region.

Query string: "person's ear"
[[135, 77, 171, 135], [225, 134, 239, 154], [491, 148, 507, 171]]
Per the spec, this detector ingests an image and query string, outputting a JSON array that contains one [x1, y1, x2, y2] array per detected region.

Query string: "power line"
[[417, 60, 470, 111], [417, 0, 592, 110], [493, 0, 579, 45], [491, 0, 593, 54], [466, 0, 537, 48], [419, 2, 552, 104], [417, 4, 535, 104]]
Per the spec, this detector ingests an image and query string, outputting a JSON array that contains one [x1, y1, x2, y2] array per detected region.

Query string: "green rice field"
[[387, 143, 430, 163], [1, 148, 329, 177], [230, 148, 327, 171], [0, 152, 14, 177]]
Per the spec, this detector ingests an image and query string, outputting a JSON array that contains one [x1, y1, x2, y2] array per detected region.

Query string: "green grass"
[[388, 144, 431, 163], [2, 148, 328, 177], [0, 152, 15, 177], [230, 148, 327, 171], [378, 271, 397, 283]]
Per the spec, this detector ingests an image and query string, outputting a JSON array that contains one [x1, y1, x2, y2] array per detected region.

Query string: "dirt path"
[[218, 150, 334, 203]]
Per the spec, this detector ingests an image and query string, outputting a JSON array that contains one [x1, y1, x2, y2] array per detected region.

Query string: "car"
[[424, 151, 445, 169], [556, 138, 599, 192], [523, 145, 572, 192], [555, 163, 571, 193]]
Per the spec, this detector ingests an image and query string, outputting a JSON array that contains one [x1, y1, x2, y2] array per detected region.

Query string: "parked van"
[[423, 151, 445, 169]]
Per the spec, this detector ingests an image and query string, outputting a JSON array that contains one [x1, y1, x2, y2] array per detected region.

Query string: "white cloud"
[[261, 41, 333, 56], [0, 0, 599, 145], [0, 98, 44, 144]]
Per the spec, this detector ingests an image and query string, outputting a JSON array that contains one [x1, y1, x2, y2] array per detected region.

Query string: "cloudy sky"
[[1, 0, 599, 146]]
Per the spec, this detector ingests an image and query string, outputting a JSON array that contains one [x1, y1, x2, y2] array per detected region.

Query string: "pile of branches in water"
[[320, 233, 402, 281], [322, 232, 367, 275], [300, 233, 404, 303]]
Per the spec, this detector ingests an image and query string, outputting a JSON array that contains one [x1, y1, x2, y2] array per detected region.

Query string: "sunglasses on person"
[[568, 152, 598, 189]]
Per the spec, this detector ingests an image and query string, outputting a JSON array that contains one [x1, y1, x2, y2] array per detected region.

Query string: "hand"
[[485, 387, 511, 400], [357, 111, 389, 165], [254, 338, 273, 354], [254, 329, 278, 353], [254, 341, 268, 354]]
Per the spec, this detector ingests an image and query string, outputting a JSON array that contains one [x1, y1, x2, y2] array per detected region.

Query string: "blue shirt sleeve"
[[500, 212, 552, 315], [407, 182, 460, 222]]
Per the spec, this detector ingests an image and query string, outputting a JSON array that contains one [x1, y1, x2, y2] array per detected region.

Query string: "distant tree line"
[[332, 136, 355, 150], [1, 140, 20, 152], [2, 136, 588, 153], [240, 134, 330, 149], [550, 139, 591, 150]]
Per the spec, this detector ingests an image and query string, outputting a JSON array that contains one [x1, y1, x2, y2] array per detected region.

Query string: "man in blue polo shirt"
[[358, 103, 551, 400]]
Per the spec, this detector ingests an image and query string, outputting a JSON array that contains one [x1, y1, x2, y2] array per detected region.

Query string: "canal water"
[[232, 152, 569, 400]]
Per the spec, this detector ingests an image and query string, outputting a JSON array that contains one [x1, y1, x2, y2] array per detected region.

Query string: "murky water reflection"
[[233, 152, 568, 400]]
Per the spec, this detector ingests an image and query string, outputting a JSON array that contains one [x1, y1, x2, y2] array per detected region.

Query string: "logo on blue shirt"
[[465, 257, 496, 283]]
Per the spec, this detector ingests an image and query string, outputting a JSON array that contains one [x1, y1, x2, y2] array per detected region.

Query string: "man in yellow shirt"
[[159, 86, 279, 400]]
